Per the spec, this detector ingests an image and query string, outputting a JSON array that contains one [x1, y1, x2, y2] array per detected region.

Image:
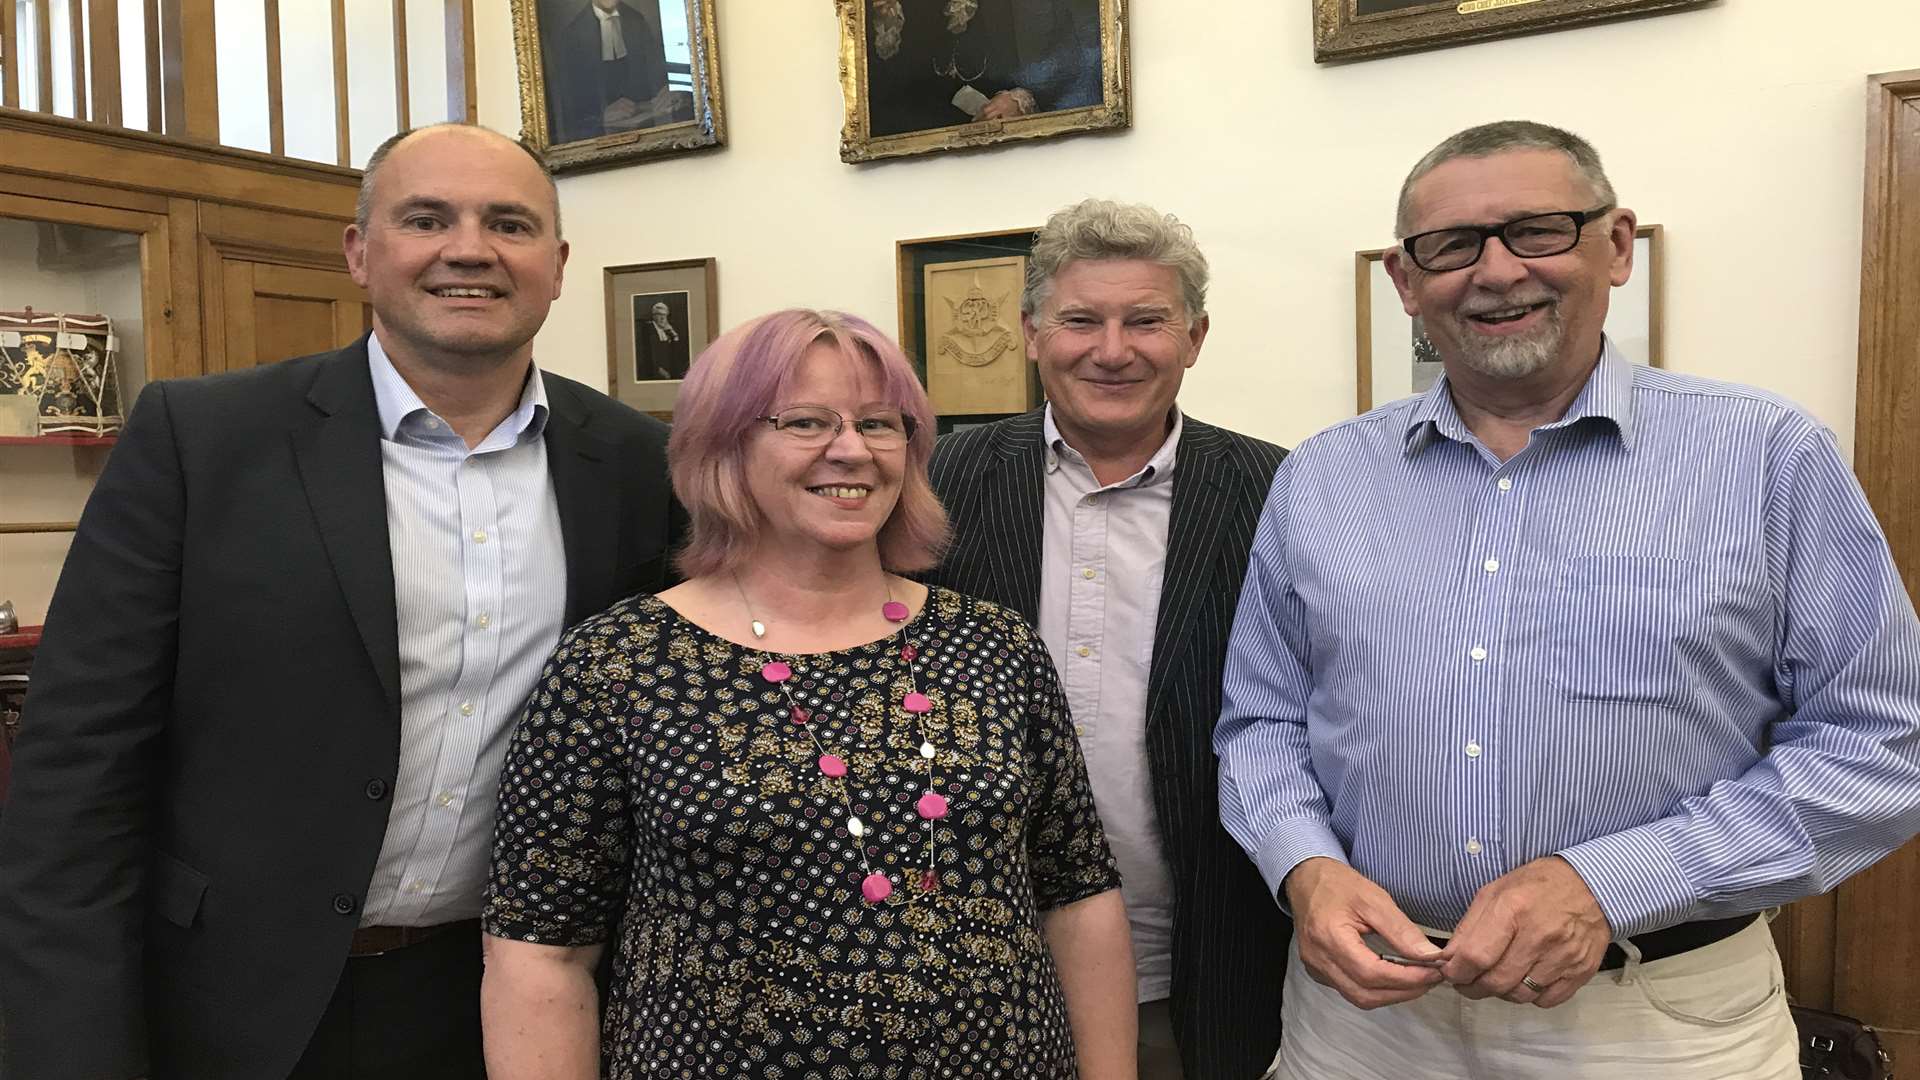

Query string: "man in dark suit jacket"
[[925, 199, 1289, 1080], [546, 0, 682, 144], [0, 124, 680, 1079]]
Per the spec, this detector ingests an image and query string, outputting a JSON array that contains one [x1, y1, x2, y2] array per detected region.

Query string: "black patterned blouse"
[[483, 587, 1120, 1079]]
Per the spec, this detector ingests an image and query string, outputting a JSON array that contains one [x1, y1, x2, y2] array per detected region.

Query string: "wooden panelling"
[[391, 0, 410, 131], [1771, 892, 1834, 1009], [331, 0, 350, 166], [35, 0, 54, 113], [445, 0, 476, 123], [2, 0, 19, 108], [143, 0, 160, 130], [214, 258, 365, 371], [0, 111, 358, 216], [161, 0, 218, 141], [200, 202, 351, 257], [163, 197, 204, 380], [67, 0, 86, 121], [1833, 69, 1920, 1050], [87, 0, 122, 126], [264, 0, 285, 155]]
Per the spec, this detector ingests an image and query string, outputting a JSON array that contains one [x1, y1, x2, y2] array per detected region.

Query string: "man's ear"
[[1022, 313, 1041, 362], [343, 223, 369, 288], [1383, 248, 1421, 318], [1605, 208, 1638, 288]]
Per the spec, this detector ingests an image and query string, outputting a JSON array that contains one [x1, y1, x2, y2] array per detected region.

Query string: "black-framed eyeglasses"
[[1401, 206, 1613, 272], [755, 406, 918, 448]]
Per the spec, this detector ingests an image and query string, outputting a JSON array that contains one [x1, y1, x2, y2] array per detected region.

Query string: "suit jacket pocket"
[[151, 850, 209, 929]]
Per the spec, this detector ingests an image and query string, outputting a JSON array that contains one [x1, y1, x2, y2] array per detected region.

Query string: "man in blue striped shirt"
[[1217, 120, 1920, 1079]]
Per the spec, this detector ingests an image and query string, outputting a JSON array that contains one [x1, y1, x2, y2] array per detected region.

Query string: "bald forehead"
[[370, 126, 562, 231]]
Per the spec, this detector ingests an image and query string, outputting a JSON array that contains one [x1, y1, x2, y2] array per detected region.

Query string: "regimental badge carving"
[[937, 276, 1016, 369]]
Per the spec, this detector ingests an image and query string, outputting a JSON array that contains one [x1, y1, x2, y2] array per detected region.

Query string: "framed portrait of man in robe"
[[511, 0, 726, 172], [605, 257, 718, 417], [1312, 0, 1712, 63], [837, 0, 1130, 163]]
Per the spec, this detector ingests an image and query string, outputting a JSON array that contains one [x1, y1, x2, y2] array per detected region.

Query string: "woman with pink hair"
[[480, 309, 1136, 1078]]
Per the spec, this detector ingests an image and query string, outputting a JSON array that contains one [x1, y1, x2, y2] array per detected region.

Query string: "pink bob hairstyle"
[[667, 308, 949, 579]]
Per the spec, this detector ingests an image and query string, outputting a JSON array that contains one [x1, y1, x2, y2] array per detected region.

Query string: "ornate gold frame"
[[836, 0, 1130, 164], [510, 0, 727, 173], [1312, 0, 1712, 63]]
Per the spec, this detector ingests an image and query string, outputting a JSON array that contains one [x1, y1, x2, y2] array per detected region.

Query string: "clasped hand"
[[1286, 856, 1610, 1010]]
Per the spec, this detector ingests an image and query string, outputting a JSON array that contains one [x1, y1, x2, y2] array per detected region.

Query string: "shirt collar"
[[366, 331, 550, 448], [592, 3, 619, 19], [1042, 402, 1183, 489], [1401, 335, 1636, 457]]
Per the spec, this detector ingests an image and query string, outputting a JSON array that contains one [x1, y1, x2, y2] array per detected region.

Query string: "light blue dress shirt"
[[358, 334, 568, 927], [1216, 340, 1920, 939]]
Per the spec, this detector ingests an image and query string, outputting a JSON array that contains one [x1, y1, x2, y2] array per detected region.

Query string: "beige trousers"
[[1268, 917, 1798, 1080]]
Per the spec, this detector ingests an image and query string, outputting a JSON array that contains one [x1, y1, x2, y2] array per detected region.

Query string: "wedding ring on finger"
[[1520, 975, 1546, 994]]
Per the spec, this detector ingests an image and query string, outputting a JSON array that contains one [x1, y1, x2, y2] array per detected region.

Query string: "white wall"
[[472, 0, 1918, 452]]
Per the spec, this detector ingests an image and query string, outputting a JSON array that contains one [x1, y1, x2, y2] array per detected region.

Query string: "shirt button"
[[407, 879, 427, 894], [363, 778, 389, 800], [1483, 558, 1500, 574], [1469, 646, 1488, 662], [1076, 645, 1091, 658], [1086, 494, 1100, 506], [331, 892, 358, 915], [459, 701, 475, 716], [436, 791, 455, 808], [1074, 724, 1086, 737], [476, 613, 492, 629], [1497, 477, 1513, 491], [424, 417, 440, 430], [1082, 568, 1096, 580], [472, 529, 488, 544], [1465, 837, 1483, 855], [1465, 740, 1482, 758]]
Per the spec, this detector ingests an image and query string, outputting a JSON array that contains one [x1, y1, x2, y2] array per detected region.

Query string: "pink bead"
[[818, 753, 847, 777], [788, 706, 809, 725], [915, 792, 949, 820], [882, 601, 910, 623], [902, 692, 932, 714], [861, 872, 893, 903], [918, 869, 938, 893], [899, 644, 917, 661], [760, 661, 791, 683]]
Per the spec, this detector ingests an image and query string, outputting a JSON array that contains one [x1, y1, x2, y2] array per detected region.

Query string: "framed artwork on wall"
[[511, 0, 726, 173], [1312, 0, 1712, 63], [605, 257, 718, 417], [896, 228, 1042, 428], [1354, 224, 1663, 413], [836, 0, 1130, 163]]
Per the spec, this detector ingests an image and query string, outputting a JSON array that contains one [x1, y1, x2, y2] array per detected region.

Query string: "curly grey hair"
[[1023, 199, 1209, 321], [1395, 120, 1616, 238]]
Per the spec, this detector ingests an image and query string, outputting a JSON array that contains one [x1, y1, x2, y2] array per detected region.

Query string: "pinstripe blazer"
[[926, 408, 1291, 1080]]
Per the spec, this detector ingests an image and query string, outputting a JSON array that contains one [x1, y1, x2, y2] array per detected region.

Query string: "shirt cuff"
[[1556, 823, 1700, 939], [1253, 818, 1349, 908]]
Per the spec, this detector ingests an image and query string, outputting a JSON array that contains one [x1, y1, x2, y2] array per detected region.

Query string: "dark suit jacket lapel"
[[1147, 420, 1232, 719], [986, 412, 1047, 623], [542, 376, 620, 625], [290, 339, 401, 708]]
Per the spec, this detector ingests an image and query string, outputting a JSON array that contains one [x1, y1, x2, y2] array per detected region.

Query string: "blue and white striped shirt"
[[1216, 340, 1920, 939]]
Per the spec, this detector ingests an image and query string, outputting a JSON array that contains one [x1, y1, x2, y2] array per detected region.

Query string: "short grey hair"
[[1023, 198, 1209, 321], [355, 122, 563, 238], [1395, 120, 1616, 237]]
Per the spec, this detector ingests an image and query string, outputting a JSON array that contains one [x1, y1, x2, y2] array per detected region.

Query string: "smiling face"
[[1386, 148, 1634, 386], [343, 127, 568, 372], [1023, 258, 1207, 454], [743, 342, 906, 560]]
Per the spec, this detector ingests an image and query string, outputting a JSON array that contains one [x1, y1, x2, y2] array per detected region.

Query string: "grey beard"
[[1454, 306, 1563, 380]]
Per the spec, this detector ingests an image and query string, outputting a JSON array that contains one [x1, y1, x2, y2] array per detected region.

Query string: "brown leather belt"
[[348, 918, 480, 958], [1427, 912, 1756, 972]]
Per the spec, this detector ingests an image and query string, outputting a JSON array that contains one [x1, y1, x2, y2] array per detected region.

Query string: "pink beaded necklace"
[[734, 577, 949, 905]]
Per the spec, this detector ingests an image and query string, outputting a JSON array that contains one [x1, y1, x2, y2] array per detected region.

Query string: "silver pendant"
[[750, 620, 766, 639], [848, 816, 865, 837], [919, 740, 935, 759]]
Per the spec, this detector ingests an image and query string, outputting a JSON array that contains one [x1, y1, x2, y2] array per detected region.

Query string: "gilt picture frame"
[[1313, 0, 1713, 64]]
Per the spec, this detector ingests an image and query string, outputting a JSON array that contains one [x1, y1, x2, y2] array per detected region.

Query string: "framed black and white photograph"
[[837, 0, 1129, 163], [1313, 0, 1712, 63], [1354, 225, 1663, 412], [511, 0, 726, 173], [605, 257, 718, 416]]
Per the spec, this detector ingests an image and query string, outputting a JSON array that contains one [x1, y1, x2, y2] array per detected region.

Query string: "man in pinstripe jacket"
[[926, 199, 1289, 1080]]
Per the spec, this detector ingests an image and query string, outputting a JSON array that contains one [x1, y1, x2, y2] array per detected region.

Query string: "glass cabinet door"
[[0, 194, 175, 640]]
